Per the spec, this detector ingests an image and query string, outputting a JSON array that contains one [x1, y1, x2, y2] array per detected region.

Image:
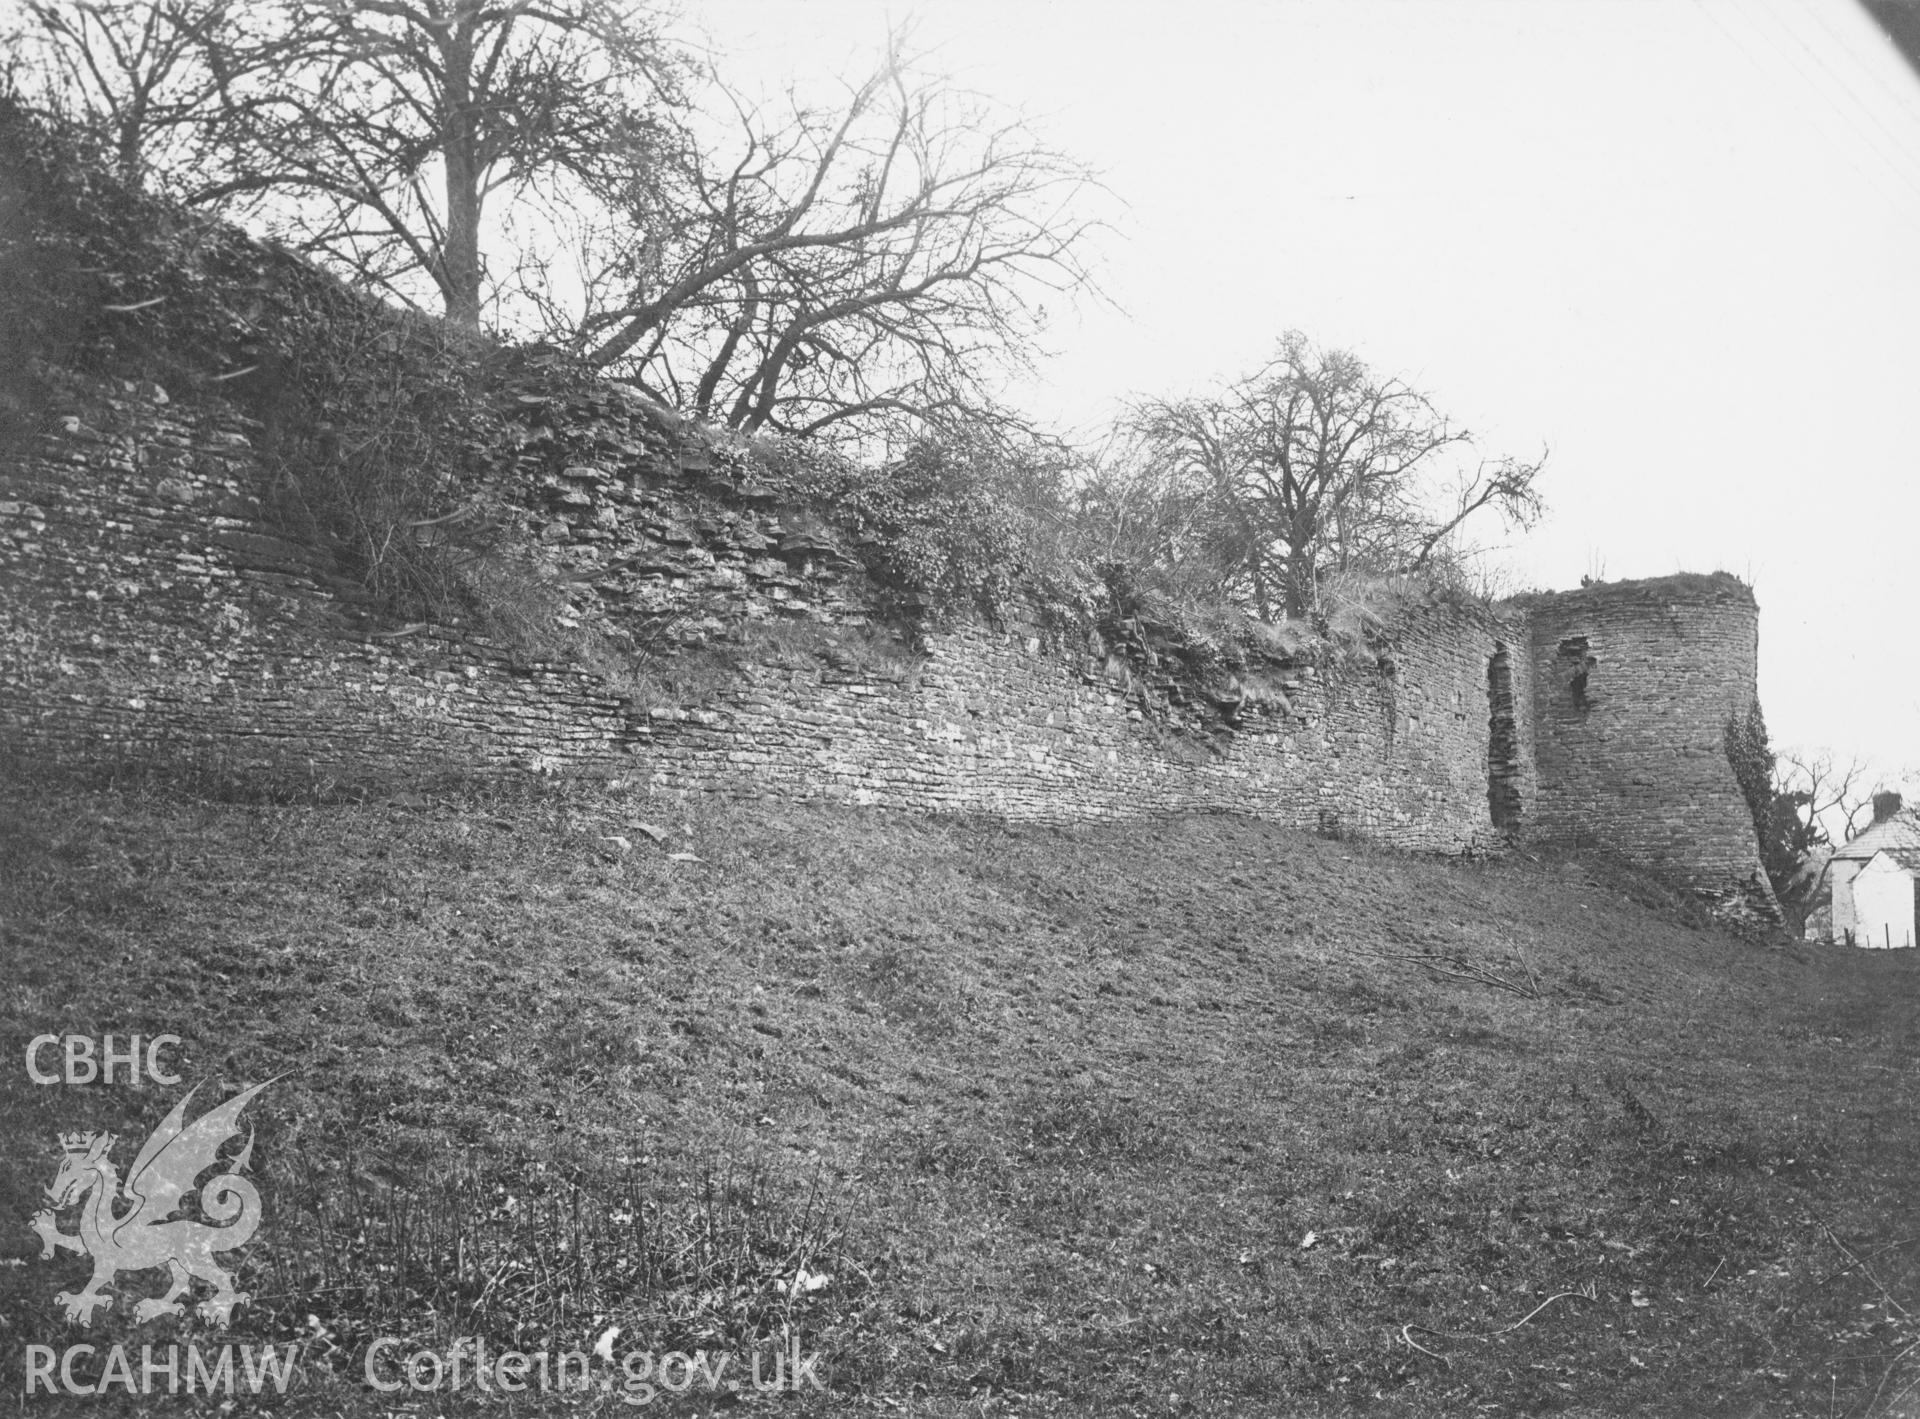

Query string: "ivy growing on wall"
[[249, 302, 521, 623], [1724, 696, 1774, 853], [763, 430, 1090, 626]]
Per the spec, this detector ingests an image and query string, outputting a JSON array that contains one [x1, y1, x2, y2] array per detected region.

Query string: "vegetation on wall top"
[[0, 93, 1508, 725]]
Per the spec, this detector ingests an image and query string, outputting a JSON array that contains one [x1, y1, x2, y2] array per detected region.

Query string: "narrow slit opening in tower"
[[1557, 635, 1593, 706], [1487, 648, 1522, 830]]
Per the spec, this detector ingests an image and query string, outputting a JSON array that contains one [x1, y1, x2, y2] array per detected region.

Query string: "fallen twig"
[[1512, 943, 1543, 997], [407, 502, 481, 528], [1808, 1237, 1920, 1294], [1819, 1221, 1912, 1319], [1488, 1289, 1590, 1336], [1363, 949, 1540, 998], [1402, 1284, 1596, 1359], [1400, 1324, 1449, 1368], [1863, 1337, 1920, 1418]]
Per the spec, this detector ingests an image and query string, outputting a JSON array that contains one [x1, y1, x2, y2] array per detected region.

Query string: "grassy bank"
[[2, 777, 1917, 1417]]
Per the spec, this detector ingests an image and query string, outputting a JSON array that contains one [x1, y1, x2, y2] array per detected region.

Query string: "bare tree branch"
[[1120, 333, 1546, 618], [7, 0, 693, 327], [4, 0, 292, 196], [552, 40, 1106, 445]]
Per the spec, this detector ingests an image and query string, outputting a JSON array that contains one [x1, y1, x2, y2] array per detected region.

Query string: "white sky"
[[690, 0, 1919, 785]]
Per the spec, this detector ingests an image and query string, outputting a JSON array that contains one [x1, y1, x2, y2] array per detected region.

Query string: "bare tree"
[[1780, 750, 1881, 844], [7, 8, 1105, 441], [223, 0, 686, 327], [1126, 332, 1545, 618], [4, 0, 688, 327], [1069, 430, 1259, 608], [1763, 748, 1881, 931], [2, 0, 283, 195], [555, 41, 1104, 441]]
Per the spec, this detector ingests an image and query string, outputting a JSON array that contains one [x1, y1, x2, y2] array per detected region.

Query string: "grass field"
[[2, 777, 1918, 1417]]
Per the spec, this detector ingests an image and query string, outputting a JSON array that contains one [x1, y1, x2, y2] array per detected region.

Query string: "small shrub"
[[765, 429, 1089, 624], [248, 295, 519, 626]]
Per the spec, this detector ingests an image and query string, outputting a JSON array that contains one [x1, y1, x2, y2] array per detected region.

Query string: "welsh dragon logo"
[[28, 1079, 274, 1327]]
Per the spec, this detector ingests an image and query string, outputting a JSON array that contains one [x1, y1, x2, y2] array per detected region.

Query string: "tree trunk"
[[1282, 551, 1316, 619], [439, 12, 483, 328], [117, 108, 145, 187]]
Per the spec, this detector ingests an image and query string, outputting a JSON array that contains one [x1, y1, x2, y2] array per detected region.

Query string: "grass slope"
[[2, 779, 1918, 1417]]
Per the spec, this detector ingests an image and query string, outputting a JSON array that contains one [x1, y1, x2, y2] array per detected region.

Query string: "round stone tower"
[[1513, 572, 1778, 923]]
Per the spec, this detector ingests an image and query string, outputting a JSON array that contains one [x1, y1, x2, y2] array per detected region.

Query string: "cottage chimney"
[[1872, 790, 1904, 824]]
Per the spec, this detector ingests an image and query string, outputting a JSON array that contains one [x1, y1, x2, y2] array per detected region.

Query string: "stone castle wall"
[[0, 369, 1778, 918], [0, 373, 1524, 856], [0, 106, 1781, 923]]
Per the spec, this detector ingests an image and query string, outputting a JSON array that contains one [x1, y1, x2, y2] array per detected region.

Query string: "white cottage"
[[1829, 796, 1920, 949]]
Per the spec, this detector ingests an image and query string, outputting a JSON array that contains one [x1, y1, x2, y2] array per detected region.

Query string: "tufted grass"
[[1, 773, 1918, 1416]]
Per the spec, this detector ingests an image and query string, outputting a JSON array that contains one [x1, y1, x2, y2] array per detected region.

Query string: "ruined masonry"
[[0, 363, 1777, 926]]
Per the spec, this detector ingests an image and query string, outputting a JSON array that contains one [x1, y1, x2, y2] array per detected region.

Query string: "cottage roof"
[[1833, 808, 1920, 864], [1859, 846, 1920, 874]]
